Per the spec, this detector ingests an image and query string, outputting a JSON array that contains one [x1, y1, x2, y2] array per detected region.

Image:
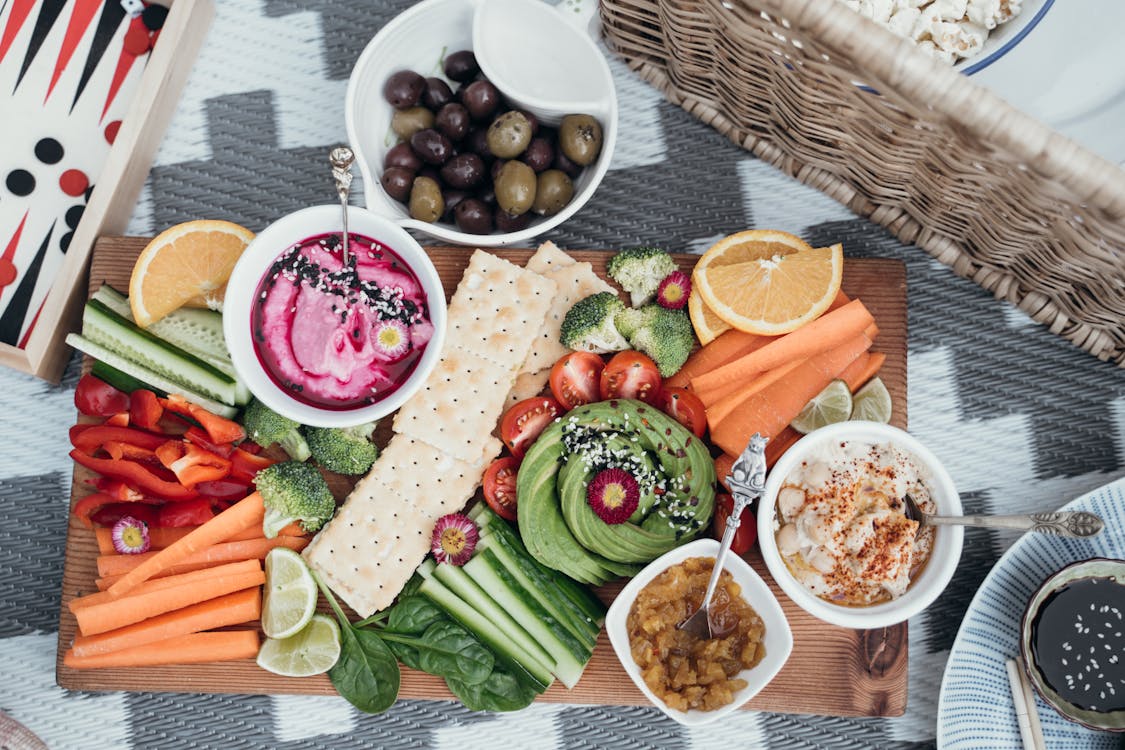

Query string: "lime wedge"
[[262, 547, 318, 639], [791, 379, 853, 434], [257, 613, 341, 677], [850, 377, 892, 423]]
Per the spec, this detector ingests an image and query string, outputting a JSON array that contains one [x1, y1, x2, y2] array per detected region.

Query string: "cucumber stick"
[[417, 568, 553, 691], [464, 549, 591, 689], [66, 334, 238, 419], [81, 299, 240, 406]]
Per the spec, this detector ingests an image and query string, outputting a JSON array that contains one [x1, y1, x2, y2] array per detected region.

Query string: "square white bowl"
[[605, 538, 793, 726]]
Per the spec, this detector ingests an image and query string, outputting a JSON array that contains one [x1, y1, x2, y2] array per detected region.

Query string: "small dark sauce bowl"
[[1020, 558, 1125, 732]]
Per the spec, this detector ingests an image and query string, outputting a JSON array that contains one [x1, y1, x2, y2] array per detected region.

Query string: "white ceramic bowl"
[[223, 205, 446, 428], [757, 421, 963, 629], [344, 0, 617, 247], [605, 538, 793, 727], [958, 0, 1054, 75]]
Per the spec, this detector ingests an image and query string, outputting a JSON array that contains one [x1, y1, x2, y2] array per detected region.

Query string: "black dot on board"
[[141, 4, 168, 30], [65, 205, 84, 229], [59, 232, 73, 253], [35, 138, 63, 164], [6, 169, 34, 196]]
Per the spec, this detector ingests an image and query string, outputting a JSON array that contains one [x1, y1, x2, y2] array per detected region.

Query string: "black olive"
[[421, 77, 454, 109], [465, 128, 494, 162], [380, 166, 415, 202], [454, 198, 493, 234], [385, 141, 422, 171], [440, 153, 486, 190], [553, 146, 583, 179], [383, 70, 425, 109], [435, 103, 470, 142], [409, 128, 454, 165], [521, 137, 554, 173], [443, 50, 479, 82], [441, 188, 469, 222], [495, 206, 532, 233], [461, 80, 500, 121]]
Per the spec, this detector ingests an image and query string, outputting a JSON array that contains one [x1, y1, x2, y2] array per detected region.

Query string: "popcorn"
[[837, 0, 1022, 63]]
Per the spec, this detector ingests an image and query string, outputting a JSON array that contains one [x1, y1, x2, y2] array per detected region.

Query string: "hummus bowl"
[[224, 205, 446, 428], [758, 421, 962, 629], [605, 538, 793, 726]]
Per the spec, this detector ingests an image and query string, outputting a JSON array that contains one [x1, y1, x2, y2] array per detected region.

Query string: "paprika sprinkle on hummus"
[[251, 231, 433, 410]]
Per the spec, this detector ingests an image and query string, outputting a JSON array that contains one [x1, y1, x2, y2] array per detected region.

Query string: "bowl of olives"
[[344, 0, 617, 246]]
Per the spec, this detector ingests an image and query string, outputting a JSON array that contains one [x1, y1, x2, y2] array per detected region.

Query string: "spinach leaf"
[[315, 571, 401, 714], [380, 619, 494, 685], [445, 667, 538, 712], [384, 595, 444, 635]]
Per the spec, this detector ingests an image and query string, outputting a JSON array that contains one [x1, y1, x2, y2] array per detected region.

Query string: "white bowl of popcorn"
[[841, 0, 1054, 74]]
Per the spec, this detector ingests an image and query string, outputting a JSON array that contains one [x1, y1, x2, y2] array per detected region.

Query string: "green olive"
[[486, 111, 533, 159], [532, 169, 574, 215], [559, 114, 602, 166], [391, 106, 435, 140], [495, 161, 537, 217], [408, 176, 444, 222]]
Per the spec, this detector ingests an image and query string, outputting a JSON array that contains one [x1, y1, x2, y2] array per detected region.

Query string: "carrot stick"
[[106, 492, 265, 598], [74, 564, 265, 636], [703, 358, 807, 424], [765, 427, 802, 468], [710, 333, 872, 455], [96, 535, 308, 579], [691, 299, 875, 404], [665, 330, 771, 390], [93, 521, 305, 556], [840, 351, 886, 393], [70, 588, 261, 659], [63, 630, 260, 669], [73, 560, 263, 610]]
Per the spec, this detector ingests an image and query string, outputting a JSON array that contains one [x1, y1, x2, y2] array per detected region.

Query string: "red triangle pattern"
[[45, 0, 102, 103], [0, 0, 36, 65]]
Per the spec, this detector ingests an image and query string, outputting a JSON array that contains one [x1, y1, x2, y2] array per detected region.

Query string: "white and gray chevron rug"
[[1, 1, 1123, 748]]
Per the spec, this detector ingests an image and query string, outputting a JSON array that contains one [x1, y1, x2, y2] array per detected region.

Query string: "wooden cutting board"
[[57, 237, 909, 717]]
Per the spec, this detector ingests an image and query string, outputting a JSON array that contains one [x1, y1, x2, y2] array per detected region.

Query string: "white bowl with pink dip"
[[757, 421, 963, 629], [224, 205, 446, 428]]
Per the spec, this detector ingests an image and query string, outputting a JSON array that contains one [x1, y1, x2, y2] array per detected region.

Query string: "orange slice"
[[694, 230, 843, 335], [687, 289, 730, 345], [129, 220, 255, 327]]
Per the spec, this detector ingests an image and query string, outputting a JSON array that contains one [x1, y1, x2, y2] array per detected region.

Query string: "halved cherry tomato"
[[482, 456, 520, 521], [599, 351, 662, 405], [500, 397, 563, 459], [74, 373, 130, 417], [661, 387, 708, 438], [712, 493, 757, 555], [549, 352, 604, 410]]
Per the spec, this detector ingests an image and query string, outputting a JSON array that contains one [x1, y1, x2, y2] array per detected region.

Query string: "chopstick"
[[1006, 657, 1046, 750]]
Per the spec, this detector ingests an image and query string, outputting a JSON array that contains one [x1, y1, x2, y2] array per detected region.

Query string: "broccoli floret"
[[606, 247, 678, 307], [614, 304, 657, 341], [623, 304, 694, 377], [304, 422, 379, 476], [253, 460, 336, 537], [242, 398, 311, 462], [559, 292, 629, 353]]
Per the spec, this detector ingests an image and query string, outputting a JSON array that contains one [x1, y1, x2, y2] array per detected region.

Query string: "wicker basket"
[[600, 0, 1125, 367]]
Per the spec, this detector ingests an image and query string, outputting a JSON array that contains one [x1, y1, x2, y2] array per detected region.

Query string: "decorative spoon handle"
[[703, 435, 768, 613], [923, 510, 1103, 538], [329, 147, 355, 265]]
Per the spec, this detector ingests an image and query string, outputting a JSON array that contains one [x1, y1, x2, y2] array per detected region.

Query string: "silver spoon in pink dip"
[[329, 146, 355, 267]]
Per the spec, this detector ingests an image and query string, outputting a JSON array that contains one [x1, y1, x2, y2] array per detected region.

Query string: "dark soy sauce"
[[1031, 576, 1125, 712]]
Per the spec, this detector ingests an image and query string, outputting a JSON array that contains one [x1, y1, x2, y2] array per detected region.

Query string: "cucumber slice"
[[66, 334, 238, 418], [91, 285, 249, 404], [417, 568, 552, 692], [81, 299, 240, 406], [90, 359, 166, 398], [464, 549, 592, 689]]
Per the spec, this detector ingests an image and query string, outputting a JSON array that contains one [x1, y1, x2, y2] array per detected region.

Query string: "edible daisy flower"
[[431, 513, 479, 566], [587, 468, 641, 524], [371, 319, 411, 362], [655, 271, 691, 310], [112, 516, 151, 554]]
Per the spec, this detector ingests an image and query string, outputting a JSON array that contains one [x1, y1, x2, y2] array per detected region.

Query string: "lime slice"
[[256, 613, 341, 677], [791, 379, 853, 434], [262, 547, 318, 639], [850, 377, 892, 423]]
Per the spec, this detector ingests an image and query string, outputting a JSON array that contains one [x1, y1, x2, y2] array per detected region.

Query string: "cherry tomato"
[[74, 373, 130, 417], [661, 387, 708, 438], [500, 397, 562, 459], [482, 456, 520, 521], [712, 493, 757, 555], [549, 352, 605, 410], [599, 351, 662, 405]]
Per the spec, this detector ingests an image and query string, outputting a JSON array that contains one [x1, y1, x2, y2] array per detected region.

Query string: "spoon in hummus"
[[679, 433, 769, 640], [902, 494, 1103, 538], [329, 146, 355, 267]]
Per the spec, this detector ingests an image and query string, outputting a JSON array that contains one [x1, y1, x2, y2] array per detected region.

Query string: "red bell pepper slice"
[[183, 426, 235, 458], [71, 425, 168, 455], [89, 503, 160, 529], [155, 440, 231, 487], [90, 478, 145, 503], [229, 446, 277, 484], [103, 442, 158, 462], [129, 389, 163, 431], [157, 498, 216, 527], [104, 412, 130, 427], [161, 395, 246, 445], [72, 491, 160, 528], [194, 478, 253, 502], [69, 449, 199, 500], [74, 373, 130, 417]]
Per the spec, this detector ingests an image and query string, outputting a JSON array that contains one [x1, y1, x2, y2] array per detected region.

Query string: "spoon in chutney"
[[678, 433, 768, 640]]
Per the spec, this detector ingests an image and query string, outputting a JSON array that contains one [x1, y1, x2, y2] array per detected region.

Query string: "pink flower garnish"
[[431, 513, 479, 566], [587, 468, 640, 525], [112, 516, 151, 554], [371, 319, 411, 362], [656, 271, 691, 310]]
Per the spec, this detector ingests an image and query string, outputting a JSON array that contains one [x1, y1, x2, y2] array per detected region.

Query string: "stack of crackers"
[[303, 243, 613, 617]]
